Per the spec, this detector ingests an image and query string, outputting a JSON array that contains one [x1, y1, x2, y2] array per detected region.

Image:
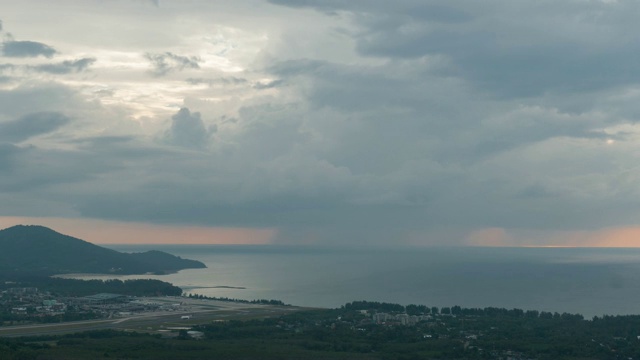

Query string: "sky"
[[0, 0, 639, 246]]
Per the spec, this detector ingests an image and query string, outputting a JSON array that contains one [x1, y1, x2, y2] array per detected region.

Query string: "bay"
[[66, 245, 640, 318]]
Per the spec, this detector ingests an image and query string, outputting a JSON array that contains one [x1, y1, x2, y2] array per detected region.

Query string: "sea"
[[68, 245, 640, 318]]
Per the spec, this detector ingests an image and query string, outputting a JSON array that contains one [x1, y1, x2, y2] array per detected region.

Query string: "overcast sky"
[[0, 0, 639, 246]]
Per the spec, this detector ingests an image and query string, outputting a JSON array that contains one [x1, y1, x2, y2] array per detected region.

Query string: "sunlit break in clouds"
[[1, 0, 640, 246]]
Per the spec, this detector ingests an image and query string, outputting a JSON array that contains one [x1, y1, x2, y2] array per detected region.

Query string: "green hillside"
[[0, 225, 206, 275]]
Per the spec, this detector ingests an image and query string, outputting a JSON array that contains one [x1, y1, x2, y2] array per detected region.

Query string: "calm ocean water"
[[80, 246, 640, 318]]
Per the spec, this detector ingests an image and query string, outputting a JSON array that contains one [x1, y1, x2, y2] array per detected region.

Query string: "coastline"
[[52, 273, 247, 292]]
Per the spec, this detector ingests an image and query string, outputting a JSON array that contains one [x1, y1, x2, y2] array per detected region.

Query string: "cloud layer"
[[2, 40, 56, 58], [0, 0, 639, 245], [0, 112, 70, 142]]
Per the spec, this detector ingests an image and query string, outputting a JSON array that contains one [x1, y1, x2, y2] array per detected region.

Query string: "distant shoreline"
[[51, 273, 246, 291], [51, 272, 176, 278], [181, 285, 247, 290]]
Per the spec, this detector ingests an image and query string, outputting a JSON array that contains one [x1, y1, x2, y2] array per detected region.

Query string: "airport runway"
[[0, 297, 305, 338]]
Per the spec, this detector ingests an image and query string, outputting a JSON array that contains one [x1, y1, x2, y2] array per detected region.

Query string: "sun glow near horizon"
[[467, 226, 640, 248], [3, 217, 640, 248], [0, 217, 276, 245]]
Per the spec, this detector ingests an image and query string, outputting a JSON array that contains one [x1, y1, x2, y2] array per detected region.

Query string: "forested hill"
[[0, 225, 206, 275]]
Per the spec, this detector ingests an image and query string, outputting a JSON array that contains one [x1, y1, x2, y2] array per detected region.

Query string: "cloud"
[[0, 142, 22, 171], [0, 1, 640, 246], [145, 52, 200, 76], [253, 79, 284, 89], [31, 57, 96, 74], [0, 143, 131, 197], [2, 40, 57, 58], [186, 77, 248, 86], [269, 0, 640, 98], [268, 0, 472, 23], [0, 83, 83, 118], [163, 107, 214, 150], [0, 112, 71, 143], [0, 64, 14, 83]]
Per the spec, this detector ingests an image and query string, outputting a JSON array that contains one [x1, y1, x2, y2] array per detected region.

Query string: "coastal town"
[[0, 285, 296, 339], [2, 290, 640, 359], [2, 286, 217, 318]]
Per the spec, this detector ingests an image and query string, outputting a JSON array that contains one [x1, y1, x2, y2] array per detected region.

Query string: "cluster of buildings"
[[371, 312, 432, 326], [1, 287, 189, 322], [1, 287, 69, 316]]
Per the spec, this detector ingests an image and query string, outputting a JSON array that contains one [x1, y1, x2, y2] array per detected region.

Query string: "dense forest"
[[185, 293, 288, 306], [0, 225, 205, 275], [0, 276, 182, 297]]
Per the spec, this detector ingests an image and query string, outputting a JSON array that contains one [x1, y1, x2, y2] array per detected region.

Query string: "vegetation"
[[345, 301, 405, 313], [127, 250, 206, 274], [0, 277, 183, 297], [3, 301, 640, 359], [2, 225, 637, 359], [0, 225, 205, 275], [0, 307, 102, 326], [185, 293, 288, 306]]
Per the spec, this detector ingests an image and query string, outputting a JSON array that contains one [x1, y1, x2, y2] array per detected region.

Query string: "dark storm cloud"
[[73, 170, 637, 242], [145, 52, 200, 76], [268, 59, 432, 112], [1, 1, 638, 246], [163, 107, 215, 150], [0, 142, 22, 171], [269, 0, 640, 98], [262, 5, 631, 168], [0, 83, 79, 118], [268, 0, 471, 23], [467, 115, 617, 160], [2, 40, 57, 58], [32, 57, 96, 74], [13, 3, 625, 241], [253, 0, 640, 241], [74, 193, 410, 229], [0, 133, 173, 201], [70, 135, 137, 147], [0, 58, 94, 77], [358, 31, 640, 98], [0, 145, 126, 194], [69, 135, 178, 160], [0, 112, 71, 143]]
